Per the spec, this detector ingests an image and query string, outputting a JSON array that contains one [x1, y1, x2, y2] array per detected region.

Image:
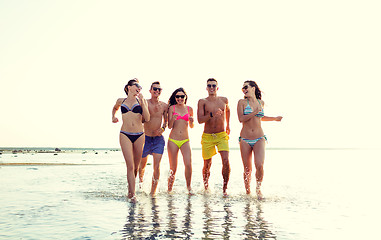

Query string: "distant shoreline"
[[0, 147, 371, 155]]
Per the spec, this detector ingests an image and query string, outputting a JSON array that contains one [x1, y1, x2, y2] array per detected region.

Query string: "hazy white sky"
[[1, 0, 380, 149]]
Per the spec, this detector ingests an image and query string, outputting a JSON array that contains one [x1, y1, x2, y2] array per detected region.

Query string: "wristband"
[[210, 112, 213, 118]]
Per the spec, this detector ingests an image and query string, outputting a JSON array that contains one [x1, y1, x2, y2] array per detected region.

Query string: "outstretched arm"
[[261, 116, 283, 121]]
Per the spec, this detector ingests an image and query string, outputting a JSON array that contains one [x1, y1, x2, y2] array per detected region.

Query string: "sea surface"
[[1, 148, 380, 239]]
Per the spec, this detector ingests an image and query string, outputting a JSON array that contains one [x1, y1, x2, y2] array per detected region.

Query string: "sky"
[[1, 0, 380, 149]]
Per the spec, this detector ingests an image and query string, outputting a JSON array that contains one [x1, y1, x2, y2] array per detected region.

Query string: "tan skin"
[[197, 80, 230, 195], [167, 91, 194, 193], [138, 83, 168, 195], [112, 81, 150, 202], [237, 81, 282, 199]]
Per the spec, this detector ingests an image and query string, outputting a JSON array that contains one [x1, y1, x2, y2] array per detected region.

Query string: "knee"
[[185, 162, 192, 170], [255, 163, 264, 170], [244, 167, 252, 174], [169, 168, 177, 175]]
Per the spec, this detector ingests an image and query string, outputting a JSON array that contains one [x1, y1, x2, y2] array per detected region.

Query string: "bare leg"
[[240, 140, 253, 194], [139, 156, 148, 184], [253, 138, 266, 199], [133, 135, 145, 179], [120, 134, 136, 201], [150, 153, 162, 195], [167, 140, 179, 192], [180, 141, 192, 193], [203, 159, 212, 190], [219, 151, 230, 195]]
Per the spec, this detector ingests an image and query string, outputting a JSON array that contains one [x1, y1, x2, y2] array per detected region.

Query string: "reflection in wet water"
[[120, 194, 276, 239], [243, 201, 277, 240]]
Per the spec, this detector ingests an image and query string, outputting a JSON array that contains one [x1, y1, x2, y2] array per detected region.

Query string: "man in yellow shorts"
[[197, 78, 231, 195]]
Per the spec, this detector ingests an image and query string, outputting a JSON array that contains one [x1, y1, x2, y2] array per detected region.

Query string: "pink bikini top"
[[173, 105, 190, 121]]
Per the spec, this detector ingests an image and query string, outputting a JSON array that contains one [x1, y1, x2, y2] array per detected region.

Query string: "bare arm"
[[225, 98, 230, 134], [237, 99, 257, 123], [189, 106, 194, 128], [261, 116, 283, 121], [162, 103, 168, 129], [112, 98, 123, 123], [168, 106, 176, 129], [197, 99, 212, 124], [138, 94, 150, 122]]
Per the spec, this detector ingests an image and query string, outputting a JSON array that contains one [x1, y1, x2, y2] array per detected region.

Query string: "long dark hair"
[[124, 78, 139, 96], [244, 80, 262, 100], [168, 88, 188, 106]]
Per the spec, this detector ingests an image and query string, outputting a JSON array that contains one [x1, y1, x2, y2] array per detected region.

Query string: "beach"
[[1, 148, 380, 239]]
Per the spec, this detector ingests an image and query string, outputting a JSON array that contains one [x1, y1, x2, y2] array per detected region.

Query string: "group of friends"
[[112, 78, 282, 203]]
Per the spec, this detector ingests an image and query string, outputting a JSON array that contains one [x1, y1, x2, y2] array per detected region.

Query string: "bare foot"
[[223, 191, 228, 198], [129, 195, 137, 203], [256, 187, 264, 200]]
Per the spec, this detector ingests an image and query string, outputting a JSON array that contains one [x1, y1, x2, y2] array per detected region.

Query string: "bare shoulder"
[[198, 98, 207, 105], [160, 101, 168, 109], [219, 96, 229, 104], [237, 98, 245, 106], [116, 98, 125, 105], [259, 99, 265, 106]]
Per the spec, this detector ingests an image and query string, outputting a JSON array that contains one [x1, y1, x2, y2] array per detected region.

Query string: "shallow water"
[[1, 149, 380, 239]]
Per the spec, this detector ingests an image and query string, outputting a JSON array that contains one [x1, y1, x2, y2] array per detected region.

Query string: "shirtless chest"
[[203, 99, 226, 114], [148, 101, 166, 118]]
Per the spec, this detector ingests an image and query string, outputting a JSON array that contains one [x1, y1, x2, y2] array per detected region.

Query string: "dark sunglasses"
[[242, 85, 250, 90], [175, 95, 186, 99], [207, 84, 217, 88], [132, 83, 142, 89], [152, 87, 162, 92]]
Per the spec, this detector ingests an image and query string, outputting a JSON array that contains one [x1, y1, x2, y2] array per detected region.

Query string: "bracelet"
[[210, 112, 213, 118], [161, 127, 165, 132]]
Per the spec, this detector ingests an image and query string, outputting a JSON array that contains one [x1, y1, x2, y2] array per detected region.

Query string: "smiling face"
[[149, 83, 162, 98], [129, 82, 142, 96], [206, 80, 218, 95], [242, 82, 255, 97], [175, 91, 186, 104]]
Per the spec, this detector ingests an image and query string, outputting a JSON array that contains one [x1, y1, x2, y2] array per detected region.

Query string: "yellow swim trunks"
[[201, 131, 229, 160]]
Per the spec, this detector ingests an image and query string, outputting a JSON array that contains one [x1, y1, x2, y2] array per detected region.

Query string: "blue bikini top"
[[121, 98, 143, 114], [243, 99, 264, 118]]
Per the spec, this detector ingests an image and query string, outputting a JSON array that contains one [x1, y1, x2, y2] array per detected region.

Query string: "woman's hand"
[[112, 117, 119, 123]]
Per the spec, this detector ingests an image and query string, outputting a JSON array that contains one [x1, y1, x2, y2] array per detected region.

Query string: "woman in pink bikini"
[[167, 88, 194, 193]]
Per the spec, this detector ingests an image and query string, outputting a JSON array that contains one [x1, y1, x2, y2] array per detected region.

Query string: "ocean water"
[[1, 148, 380, 240]]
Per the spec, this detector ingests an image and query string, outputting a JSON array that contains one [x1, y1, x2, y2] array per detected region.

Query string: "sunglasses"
[[207, 84, 217, 88], [175, 95, 186, 99], [152, 87, 162, 92], [132, 83, 142, 90], [242, 85, 250, 90]]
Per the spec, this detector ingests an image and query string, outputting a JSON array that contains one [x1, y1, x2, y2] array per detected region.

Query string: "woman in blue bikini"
[[167, 88, 194, 193], [237, 80, 282, 199], [112, 78, 150, 202]]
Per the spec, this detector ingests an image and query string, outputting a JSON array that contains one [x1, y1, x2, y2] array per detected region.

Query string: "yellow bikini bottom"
[[168, 138, 189, 149]]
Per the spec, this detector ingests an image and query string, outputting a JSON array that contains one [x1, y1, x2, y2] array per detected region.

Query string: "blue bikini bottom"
[[239, 135, 267, 147]]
